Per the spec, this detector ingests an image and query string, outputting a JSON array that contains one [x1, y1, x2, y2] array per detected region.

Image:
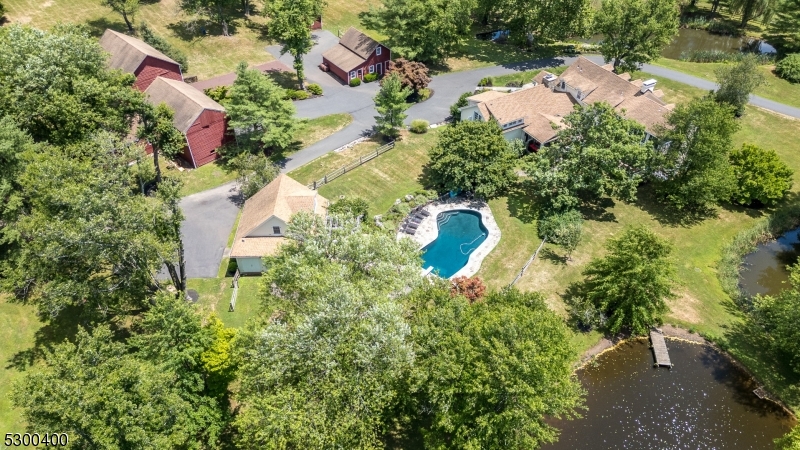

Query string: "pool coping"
[[398, 198, 501, 279]]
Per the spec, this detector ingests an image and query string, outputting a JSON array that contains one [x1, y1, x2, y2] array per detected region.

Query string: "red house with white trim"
[[99, 29, 183, 91], [322, 27, 391, 84], [144, 77, 233, 168]]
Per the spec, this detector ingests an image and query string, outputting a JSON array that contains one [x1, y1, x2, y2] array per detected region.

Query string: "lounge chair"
[[406, 222, 419, 230], [419, 210, 431, 217]]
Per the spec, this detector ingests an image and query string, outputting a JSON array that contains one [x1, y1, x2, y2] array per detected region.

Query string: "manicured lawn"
[[189, 276, 261, 330], [296, 129, 439, 216], [653, 58, 800, 110], [3, 0, 274, 79], [0, 296, 41, 432], [294, 113, 353, 149]]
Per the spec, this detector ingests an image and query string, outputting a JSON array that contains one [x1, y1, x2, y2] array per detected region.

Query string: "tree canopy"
[[374, 72, 412, 138], [581, 226, 675, 335], [264, 0, 323, 87], [487, 0, 591, 47], [538, 209, 584, 260], [729, 143, 793, 206], [654, 97, 739, 211], [103, 0, 140, 32], [360, 0, 475, 63], [526, 102, 653, 211], [427, 119, 517, 198], [728, 0, 777, 28], [226, 62, 299, 151], [137, 102, 186, 184], [595, 0, 680, 73], [180, 0, 238, 36], [714, 54, 765, 116], [386, 58, 431, 93], [767, 0, 800, 54]]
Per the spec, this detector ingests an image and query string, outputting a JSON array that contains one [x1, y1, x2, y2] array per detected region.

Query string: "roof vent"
[[544, 73, 557, 82], [641, 79, 657, 93]]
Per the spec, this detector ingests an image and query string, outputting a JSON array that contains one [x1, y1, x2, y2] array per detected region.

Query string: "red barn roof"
[[144, 77, 225, 133], [99, 29, 180, 73]]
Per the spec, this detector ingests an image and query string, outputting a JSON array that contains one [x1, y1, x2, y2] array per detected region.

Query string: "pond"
[[544, 340, 794, 449], [739, 227, 800, 297], [421, 210, 488, 278]]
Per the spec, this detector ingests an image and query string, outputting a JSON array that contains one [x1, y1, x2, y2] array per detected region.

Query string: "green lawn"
[[295, 113, 353, 149], [0, 296, 41, 433], [189, 276, 261, 330], [653, 58, 800, 110]]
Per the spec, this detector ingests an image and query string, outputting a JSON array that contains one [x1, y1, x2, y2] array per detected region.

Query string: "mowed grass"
[[3, 0, 274, 79], [308, 130, 439, 216], [653, 58, 800, 110], [189, 276, 262, 330], [0, 296, 41, 432], [294, 113, 353, 149]]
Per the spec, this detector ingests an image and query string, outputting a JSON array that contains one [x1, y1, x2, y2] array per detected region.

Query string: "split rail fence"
[[307, 141, 395, 190], [229, 268, 240, 312]]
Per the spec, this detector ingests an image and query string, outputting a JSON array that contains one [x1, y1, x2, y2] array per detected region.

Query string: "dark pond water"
[[579, 28, 776, 59], [739, 228, 800, 297], [544, 340, 794, 449]]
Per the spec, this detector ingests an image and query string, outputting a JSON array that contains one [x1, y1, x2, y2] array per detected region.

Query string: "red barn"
[[322, 27, 391, 84], [99, 29, 183, 91], [144, 77, 233, 168]]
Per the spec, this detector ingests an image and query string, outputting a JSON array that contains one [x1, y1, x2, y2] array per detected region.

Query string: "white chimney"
[[641, 79, 657, 93]]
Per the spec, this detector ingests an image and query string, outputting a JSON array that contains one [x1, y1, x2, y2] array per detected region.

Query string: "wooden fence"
[[229, 268, 240, 312], [307, 141, 395, 190], [508, 237, 547, 287]]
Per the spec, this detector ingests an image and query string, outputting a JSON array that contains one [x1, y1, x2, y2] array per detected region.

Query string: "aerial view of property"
[[3, 0, 800, 446]]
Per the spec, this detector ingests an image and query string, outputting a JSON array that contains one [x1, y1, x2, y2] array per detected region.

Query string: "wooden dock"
[[650, 330, 673, 368]]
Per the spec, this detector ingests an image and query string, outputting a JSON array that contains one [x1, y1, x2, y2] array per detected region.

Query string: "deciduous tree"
[[767, 0, 800, 54], [538, 209, 583, 260], [385, 58, 431, 93], [730, 143, 793, 206], [450, 276, 487, 303], [493, 0, 591, 47], [228, 152, 280, 198], [582, 226, 675, 335], [360, 0, 475, 63], [752, 264, 800, 375], [450, 91, 473, 122], [180, 0, 238, 36], [264, 0, 323, 87], [428, 120, 517, 198], [374, 72, 411, 138], [654, 97, 739, 211], [526, 102, 653, 211], [715, 54, 765, 116], [595, 0, 680, 73], [227, 62, 298, 151], [409, 288, 585, 449], [728, 0, 776, 28], [103, 0, 140, 32], [328, 196, 370, 220]]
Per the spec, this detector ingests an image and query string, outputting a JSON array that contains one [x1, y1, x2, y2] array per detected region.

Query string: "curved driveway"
[[182, 44, 800, 278]]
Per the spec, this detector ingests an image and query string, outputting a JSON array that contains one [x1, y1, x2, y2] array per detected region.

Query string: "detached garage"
[[322, 27, 391, 84], [99, 29, 183, 91], [144, 77, 233, 168]]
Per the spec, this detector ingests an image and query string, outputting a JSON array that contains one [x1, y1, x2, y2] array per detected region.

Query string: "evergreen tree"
[[595, 0, 680, 73], [374, 72, 411, 138]]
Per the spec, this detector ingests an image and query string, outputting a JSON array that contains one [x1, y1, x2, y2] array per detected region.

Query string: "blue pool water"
[[421, 210, 489, 278]]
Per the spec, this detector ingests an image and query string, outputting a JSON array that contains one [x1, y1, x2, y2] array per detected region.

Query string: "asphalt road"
[[180, 50, 800, 278]]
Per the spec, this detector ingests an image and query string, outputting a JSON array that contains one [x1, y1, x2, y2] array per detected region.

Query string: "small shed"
[[144, 77, 233, 168], [230, 174, 328, 274], [322, 27, 391, 84], [99, 29, 183, 91]]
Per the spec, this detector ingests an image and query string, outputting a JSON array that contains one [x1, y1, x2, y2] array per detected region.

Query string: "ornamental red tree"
[[450, 276, 487, 304], [385, 58, 431, 93]]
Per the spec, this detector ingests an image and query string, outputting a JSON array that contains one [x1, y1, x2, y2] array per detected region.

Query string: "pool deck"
[[398, 198, 501, 279]]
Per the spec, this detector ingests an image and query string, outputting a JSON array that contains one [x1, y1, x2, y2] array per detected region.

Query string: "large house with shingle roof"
[[144, 77, 233, 168], [322, 27, 391, 84], [99, 29, 183, 91], [460, 57, 675, 150], [230, 174, 329, 274]]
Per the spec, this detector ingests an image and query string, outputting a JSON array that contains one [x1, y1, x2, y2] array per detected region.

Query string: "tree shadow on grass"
[[633, 184, 717, 227], [5, 304, 88, 372], [539, 247, 568, 266], [579, 197, 617, 222], [506, 183, 540, 224], [85, 17, 128, 37]]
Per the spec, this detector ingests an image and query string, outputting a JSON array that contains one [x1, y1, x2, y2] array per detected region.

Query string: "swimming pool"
[[421, 210, 489, 278]]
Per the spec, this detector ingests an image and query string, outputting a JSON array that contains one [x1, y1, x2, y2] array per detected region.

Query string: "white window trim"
[[369, 65, 375, 74], [376, 46, 382, 56], [349, 71, 356, 79]]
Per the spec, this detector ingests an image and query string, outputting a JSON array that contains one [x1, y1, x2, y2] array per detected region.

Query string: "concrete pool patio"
[[398, 198, 501, 278]]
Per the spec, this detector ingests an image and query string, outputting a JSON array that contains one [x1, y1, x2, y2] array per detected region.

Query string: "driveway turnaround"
[[180, 181, 241, 278]]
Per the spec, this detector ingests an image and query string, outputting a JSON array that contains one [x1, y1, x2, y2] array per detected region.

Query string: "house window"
[[376, 46, 382, 56], [369, 65, 375, 74], [273, 226, 281, 235], [473, 111, 480, 121], [350, 71, 356, 79]]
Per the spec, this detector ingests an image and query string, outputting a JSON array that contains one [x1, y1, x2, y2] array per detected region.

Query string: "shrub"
[[349, 77, 362, 87], [505, 80, 522, 87], [450, 276, 487, 303], [679, 50, 775, 64], [776, 54, 800, 83], [449, 91, 473, 123], [364, 73, 378, 83], [478, 76, 494, 87], [204, 85, 229, 103], [730, 143, 793, 206], [307, 83, 323, 95], [418, 88, 432, 101], [329, 197, 370, 219], [287, 89, 309, 100], [410, 119, 429, 134]]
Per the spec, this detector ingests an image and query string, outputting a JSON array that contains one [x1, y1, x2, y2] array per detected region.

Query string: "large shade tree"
[[582, 226, 675, 334], [428, 120, 517, 199], [767, 0, 800, 54], [653, 97, 739, 211], [0, 24, 147, 146], [728, 0, 777, 28], [489, 0, 591, 47], [407, 287, 585, 449], [360, 0, 475, 63], [595, 0, 680, 73], [526, 102, 653, 211], [137, 102, 186, 185], [180, 0, 238, 36], [729, 143, 793, 206], [714, 54, 765, 116], [264, 0, 324, 87]]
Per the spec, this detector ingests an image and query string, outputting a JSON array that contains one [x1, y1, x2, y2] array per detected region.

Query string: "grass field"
[[653, 58, 800, 110], [0, 296, 40, 433]]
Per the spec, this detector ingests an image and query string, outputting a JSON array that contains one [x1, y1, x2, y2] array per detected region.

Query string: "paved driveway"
[[180, 182, 241, 278]]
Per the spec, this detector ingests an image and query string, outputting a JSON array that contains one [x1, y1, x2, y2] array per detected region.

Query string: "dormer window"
[[273, 226, 281, 235], [376, 46, 382, 56], [501, 118, 524, 129]]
